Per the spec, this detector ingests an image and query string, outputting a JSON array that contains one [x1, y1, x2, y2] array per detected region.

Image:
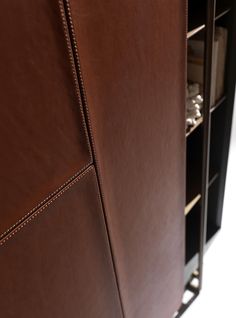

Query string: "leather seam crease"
[[0, 163, 92, 241], [61, 1, 127, 317], [0, 165, 94, 247], [0, 0, 95, 241], [58, 0, 93, 162]]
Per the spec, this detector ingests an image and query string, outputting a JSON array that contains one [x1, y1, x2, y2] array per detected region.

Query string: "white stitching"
[[62, 4, 126, 317], [62, 0, 99, 166], [0, 1, 94, 240], [0, 166, 93, 246], [0, 163, 91, 240], [62, 0, 108, 219], [58, 0, 93, 161], [63, 0, 109, 244], [61, 0, 109, 235]]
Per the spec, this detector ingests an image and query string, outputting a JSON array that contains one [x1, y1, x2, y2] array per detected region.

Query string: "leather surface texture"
[[0, 166, 123, 318], [67, 0, 186, 317], [0, 0, 92, 238]]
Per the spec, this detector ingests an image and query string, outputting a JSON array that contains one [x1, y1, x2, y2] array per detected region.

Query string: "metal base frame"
[[174, 272, 200, 317]]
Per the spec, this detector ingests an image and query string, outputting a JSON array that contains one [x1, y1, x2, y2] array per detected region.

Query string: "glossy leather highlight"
[[0, 167, 123, 318], [0, 0, 91, 237], [68, 0, 186, 317]]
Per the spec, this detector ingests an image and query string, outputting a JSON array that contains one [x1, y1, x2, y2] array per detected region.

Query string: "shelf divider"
[[198, 0, 216, 290], [210, 95, 227, 113], [187, 7, 231, 39]]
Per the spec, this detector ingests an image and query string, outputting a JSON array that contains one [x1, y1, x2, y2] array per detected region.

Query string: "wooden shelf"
[[208, 172, 219, 188], [186, 95, 226, 139], [210, 95, 226, 113], [185, 171, 219, 216], [185, 194, 201, 216], [187, 25, 205, 39], [186, 117, 203, 137], [187, 6, 231, 39], [215, 8, 231, 21]]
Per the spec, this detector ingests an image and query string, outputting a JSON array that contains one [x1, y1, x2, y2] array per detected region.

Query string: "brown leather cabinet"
[[0, 0, 235, 317]]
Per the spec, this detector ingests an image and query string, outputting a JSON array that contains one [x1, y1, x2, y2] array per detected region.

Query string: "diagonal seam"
[[0, 165, 93, 246], [60, 1, 127, 317], [0, 163, 91, 241]]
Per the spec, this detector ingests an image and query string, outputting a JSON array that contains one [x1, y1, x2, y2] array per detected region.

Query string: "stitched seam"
[[62, 0, 98, 164], [0, 1, 94, 241], [0, 163, 91, 240], [62, 0, 106, 220], [0, 165, 93, 246], [58, 0, 93, 162], [63, 2, 126, 318]]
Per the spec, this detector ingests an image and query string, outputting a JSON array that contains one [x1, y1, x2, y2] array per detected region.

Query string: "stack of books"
[[187, 27, 228, 106]]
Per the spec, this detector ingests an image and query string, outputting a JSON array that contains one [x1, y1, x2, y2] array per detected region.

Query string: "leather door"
[[0, 0, 92, 238], [66, 1, 186, 317], [0, 167, 123, 318], [0, 1, 123, 317]]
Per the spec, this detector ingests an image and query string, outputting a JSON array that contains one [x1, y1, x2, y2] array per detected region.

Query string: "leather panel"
[[68, 1, 186, 317], [0, 166, 123, 318], [0, 0, 91, 237]]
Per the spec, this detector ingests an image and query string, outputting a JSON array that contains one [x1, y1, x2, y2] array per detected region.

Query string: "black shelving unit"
[[176, 0, 236, 316]]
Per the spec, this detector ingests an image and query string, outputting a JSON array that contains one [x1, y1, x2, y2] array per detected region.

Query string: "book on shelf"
[[215, 27, 228, 102], [211, 40, 219, 105], [187, 27, 228, 106], [187, 40, 204, 86]]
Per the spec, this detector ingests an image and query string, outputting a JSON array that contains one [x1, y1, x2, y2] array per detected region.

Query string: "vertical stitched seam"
[[58, 0, 93, 163], [0, 0, 95, 241], [61, 1, 126, 317]]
